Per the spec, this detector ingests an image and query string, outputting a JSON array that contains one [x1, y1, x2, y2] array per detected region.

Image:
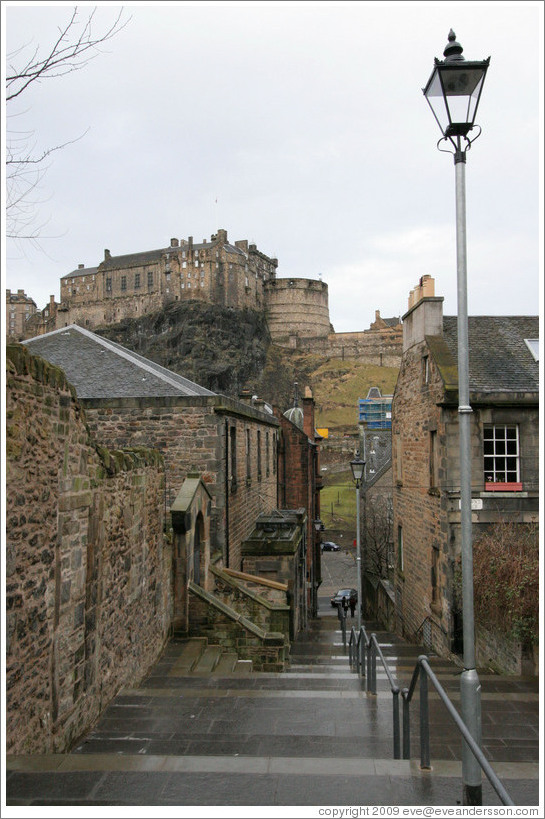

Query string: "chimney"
[[402, 276, 443, 352], [217, 229, 228, 243], [49, 295, 55, 306], [170, 238, 179, 247], [104, 249, 111, 260], [302, 386, 316, 440], [238, 386, 253, 404], [78, 264, 85, 269]]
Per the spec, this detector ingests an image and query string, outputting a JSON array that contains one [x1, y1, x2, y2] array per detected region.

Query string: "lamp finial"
[[443, 29, 464, 62]]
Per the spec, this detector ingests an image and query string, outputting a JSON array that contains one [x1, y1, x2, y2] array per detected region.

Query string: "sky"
[[2, 0, 543, 333]]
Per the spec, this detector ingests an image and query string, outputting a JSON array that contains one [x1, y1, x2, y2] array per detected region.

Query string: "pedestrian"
[[350, 599, 356, 618]]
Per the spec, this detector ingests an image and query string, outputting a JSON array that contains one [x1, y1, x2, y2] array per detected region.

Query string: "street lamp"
[[423, 30, 490, 807], [350, 452, 365, 631]]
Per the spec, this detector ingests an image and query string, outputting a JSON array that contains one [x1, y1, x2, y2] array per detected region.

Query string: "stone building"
[[391, 276, 539, 668], [276, 386, 323, 619], [6, 288, 37, 340], [57, 228, 279, 329], [23, 324, 280, 572]]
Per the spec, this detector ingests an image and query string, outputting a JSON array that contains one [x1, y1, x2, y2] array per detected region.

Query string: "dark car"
[[330, 588, 357, 608], [321, 541, 341, 552]]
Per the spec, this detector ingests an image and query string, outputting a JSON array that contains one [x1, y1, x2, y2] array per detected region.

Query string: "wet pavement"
[[5, 553, 541, 812]]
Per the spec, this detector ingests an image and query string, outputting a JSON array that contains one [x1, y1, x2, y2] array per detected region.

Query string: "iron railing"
[[348, 626, 514, 806]]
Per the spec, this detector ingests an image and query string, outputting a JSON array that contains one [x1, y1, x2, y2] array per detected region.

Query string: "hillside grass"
[[269, 348, 399, 434], [304, 356, 399, 432]]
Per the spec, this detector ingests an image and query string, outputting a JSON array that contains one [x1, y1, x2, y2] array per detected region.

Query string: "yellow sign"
[[316, 428, 329, 439]]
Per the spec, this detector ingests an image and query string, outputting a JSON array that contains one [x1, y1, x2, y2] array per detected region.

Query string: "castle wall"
[[5, 345, 170, 754], [296, 328, 402, 367]]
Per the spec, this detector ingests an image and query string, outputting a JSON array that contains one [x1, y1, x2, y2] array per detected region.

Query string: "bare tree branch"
[[5, 6, 130, 241], [6, 7, 129, 101]]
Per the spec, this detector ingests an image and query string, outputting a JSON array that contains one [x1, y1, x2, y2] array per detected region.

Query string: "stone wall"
[[297, 328, 402, 367], [188, 586, 287, 671], [5, 345, 170, 754], [82, 396, 279, 573]]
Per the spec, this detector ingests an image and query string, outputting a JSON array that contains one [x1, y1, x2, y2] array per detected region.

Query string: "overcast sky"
[[3, 1, 543, 333]]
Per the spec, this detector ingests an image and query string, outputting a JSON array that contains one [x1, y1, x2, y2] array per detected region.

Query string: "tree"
[[5, 5, 129, 241], [362, 490, 394, 580]]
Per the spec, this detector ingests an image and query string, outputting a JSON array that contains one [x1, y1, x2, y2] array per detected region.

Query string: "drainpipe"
[[224, 420, 230, 567]]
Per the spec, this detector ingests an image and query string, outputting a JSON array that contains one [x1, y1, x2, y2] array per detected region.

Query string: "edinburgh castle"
[[8, 227, 402, 366]]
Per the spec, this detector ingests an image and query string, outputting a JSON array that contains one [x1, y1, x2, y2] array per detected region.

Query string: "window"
[[134, 273, 141, 289], [422, 355, 430, 384], [483, 424, 521, 489], [182, 261, 187, 269], [147, 271, 153, 288], [257, 431, 262, 480], [106, 277, 112, 292], [431, 547, 439, 603], [395, 432, 402, 484], [429, 430, 437, 490], [246, 429, 251, 481], [230, 426, 237, 491], [397, 526, 404, 573], [266, 432, 270, 476], [121, 276, 127, 291]]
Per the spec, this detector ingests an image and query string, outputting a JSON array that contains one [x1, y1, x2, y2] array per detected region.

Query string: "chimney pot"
[[170, 238, 179, 247], [104, 249, 111, 260], [78, 264, 84, 269]]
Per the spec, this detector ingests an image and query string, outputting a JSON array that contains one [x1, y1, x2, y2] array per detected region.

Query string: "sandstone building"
[[6, 288, 37, 340], [58, 228, 279, 329], [392, 276, 539, 670]]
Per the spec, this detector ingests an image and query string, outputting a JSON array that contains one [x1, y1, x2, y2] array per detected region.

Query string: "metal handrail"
[[349, 626, 401, 758], [402, 656, 514, 806], [414, 615, 446, 650], [347, 628, 514, 805]]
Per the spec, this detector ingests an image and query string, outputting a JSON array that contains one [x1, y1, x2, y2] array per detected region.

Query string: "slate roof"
[[23, 325, 216, 399], [62, 266, 99, 281], [61, 240, 246, 279], [440, 315, 539, 394]]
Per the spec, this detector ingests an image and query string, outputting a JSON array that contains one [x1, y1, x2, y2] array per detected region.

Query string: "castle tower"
[[264, 278, 332, 347]]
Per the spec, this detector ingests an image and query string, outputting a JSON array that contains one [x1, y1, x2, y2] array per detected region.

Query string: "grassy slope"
[[271, 350, 399, 547]]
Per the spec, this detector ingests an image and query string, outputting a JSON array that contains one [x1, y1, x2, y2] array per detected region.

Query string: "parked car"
[[330, 588, 357, 608], [321, 541, 341, 552]]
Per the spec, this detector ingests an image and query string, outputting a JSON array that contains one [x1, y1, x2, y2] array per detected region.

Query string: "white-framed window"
[[484, 424, 520, 487]]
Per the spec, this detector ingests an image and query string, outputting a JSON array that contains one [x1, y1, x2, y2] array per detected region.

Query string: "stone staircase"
[[166, 636, 253, 675], [6, 610, 539, 806]]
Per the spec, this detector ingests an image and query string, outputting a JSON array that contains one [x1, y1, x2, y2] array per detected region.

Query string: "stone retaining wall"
[[6, 345, 171, 753]]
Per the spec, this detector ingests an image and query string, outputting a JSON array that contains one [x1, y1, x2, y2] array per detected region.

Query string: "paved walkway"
[[6, 594, 540, 811]]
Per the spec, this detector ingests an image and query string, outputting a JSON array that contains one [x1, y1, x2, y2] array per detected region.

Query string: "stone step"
[[193, 645, 223, 673], [211, 652, 238, 674], [169, 637, 207, 673]]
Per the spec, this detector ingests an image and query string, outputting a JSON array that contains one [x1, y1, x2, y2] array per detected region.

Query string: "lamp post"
[[313, 518, 324, 617], [350, 452, 366, 631], [423, 30, 490, 807]]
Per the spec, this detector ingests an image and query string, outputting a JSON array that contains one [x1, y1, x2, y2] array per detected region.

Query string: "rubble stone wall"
[[5, 345, 170, 753]]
